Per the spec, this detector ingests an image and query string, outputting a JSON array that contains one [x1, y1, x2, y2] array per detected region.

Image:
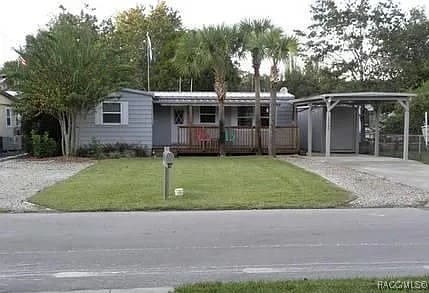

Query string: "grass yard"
[[175, 278, 429, 292], [30, 156, 350, 211]]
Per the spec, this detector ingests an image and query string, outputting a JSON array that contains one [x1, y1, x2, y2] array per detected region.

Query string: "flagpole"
[[146, 32, 153, 91], [147, 51, 150, 91]]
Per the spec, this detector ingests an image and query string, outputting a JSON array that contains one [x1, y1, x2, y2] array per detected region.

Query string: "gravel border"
[[280, 156, 429, 208], [0, 159, 93, 212]]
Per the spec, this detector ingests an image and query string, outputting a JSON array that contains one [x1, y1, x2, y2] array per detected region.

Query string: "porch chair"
[[196, 127, 212, 151], [224, 128, 235, 144]]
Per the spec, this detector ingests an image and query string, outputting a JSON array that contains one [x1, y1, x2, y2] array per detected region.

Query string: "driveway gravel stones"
[[280, 156, 429, 208], [0, 159, 93, 212]]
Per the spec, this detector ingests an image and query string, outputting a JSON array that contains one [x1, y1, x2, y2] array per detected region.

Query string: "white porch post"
[[374, 105, 381, 157], [398, 99, 410, 160], [307, 104, 313, 156], [325, 99, 340, 158]]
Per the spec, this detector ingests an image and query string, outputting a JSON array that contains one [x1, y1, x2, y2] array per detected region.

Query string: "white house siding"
[[78, 90, 153, 149], [0, 94, 22, 151], [0, 94, 14, 139]]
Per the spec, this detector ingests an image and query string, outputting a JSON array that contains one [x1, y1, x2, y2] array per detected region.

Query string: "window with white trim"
[[102, 102, 121, 124], [6, 108, 12, 127], [199, 106, 216, 123], [237, 106, 253, 127]]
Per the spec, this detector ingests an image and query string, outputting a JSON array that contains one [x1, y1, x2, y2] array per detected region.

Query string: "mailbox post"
[[162, 146, 174, 200]]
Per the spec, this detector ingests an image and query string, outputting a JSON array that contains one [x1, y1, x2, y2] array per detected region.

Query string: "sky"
[[0, 0, 427, 73]]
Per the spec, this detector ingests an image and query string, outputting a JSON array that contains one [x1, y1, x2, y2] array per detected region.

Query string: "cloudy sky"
[[0, 0, 427, 71]]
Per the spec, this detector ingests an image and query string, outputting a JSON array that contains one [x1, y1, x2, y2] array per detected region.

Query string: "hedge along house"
[[292, 92, 416, 160], [77, 88, 300, 154]]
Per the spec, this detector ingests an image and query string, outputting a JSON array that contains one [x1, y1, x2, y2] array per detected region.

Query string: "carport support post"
[[325, 99, 340, 158], [355, 106, 360, 154], [403, 101, 410, 160], [307, 104, 313, 156], [374, 105, 381, 157], [398, 99, 410, 160]]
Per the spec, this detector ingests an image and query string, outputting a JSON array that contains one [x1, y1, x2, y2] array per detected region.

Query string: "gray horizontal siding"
[[152, 104, 171, 146], [276, 102, 294, 126], [78, 91, 153, 148]]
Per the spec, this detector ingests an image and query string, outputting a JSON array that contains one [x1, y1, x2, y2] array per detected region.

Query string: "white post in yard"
[[403, 100, 410, 160], [374, 105, 381, 157], [307, 104, 313, 157]]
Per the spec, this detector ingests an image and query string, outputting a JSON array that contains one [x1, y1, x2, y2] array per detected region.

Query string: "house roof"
[[292, 92, 416, 106], [148, 91, 295, 106], [0, 91, 18, 103]]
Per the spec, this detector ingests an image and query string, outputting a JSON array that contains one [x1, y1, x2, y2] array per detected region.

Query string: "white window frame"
[[102, 102, 122, 125], [199, 106, 217, 124], [5, 107, 12, 128]]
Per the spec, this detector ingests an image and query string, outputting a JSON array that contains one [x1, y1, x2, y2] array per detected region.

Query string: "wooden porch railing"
[[175, 126, 299, 154]]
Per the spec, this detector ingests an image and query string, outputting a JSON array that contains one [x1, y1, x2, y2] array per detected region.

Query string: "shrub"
[[88, 137, 104, 159], [77, 142, 149, 159], [30, 130, 57, 158]]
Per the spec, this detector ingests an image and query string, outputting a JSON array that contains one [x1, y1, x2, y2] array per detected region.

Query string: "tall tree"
[[375, 7, 429, 90], [298, 0, 406, 88], [175, 25, 240, 155], [112, 1, 183, 90], [265, 28, 298, 156], [13, 7, 130, 156], [239, 19, 273, 155]]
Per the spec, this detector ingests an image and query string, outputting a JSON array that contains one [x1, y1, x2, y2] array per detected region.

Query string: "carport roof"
[[292, 92, 416, 106]]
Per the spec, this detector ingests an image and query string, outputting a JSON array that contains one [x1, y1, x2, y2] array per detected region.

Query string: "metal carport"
[[292, 92, 416, 160]]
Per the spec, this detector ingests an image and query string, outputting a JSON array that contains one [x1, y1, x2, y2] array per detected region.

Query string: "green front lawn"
[[30, 156, 350, 211], [176, 278, 429, 292]]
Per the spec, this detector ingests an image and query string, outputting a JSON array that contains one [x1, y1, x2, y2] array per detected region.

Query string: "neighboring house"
[[0, 91, 22, 152], [77, 88, 300, 154]]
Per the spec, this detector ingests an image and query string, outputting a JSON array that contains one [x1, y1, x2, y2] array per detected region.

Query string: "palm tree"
[[174, 25, 239, 155], [174, 30, 201, 91], [239, 19, 273, 155], [264, 28, 298, 156]]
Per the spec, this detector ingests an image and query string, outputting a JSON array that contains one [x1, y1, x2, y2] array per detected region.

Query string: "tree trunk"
[[214, 74, 226, 156], [57, 111, 78, 158], [254, 64, 262, 155], [268, 86, 277, 157], [269, 64, 279, 157]]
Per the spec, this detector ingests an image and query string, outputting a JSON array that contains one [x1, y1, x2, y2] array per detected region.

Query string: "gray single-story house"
[[77, 88, 299, 154]]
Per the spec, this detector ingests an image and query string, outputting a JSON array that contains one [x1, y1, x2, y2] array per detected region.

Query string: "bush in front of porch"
[[30, 157, 350, 211]]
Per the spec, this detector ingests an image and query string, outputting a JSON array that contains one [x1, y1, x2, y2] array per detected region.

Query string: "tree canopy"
[[12, 6, 131, 156]]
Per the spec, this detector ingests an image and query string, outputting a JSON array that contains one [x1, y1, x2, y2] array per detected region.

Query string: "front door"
[[171, 107, 186, 144]]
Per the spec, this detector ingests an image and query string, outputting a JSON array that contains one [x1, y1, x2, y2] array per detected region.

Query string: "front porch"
[[169, 125, 299, 154]]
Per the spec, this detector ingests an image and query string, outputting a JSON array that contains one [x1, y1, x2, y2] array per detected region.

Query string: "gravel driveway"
[[280, 155, 429, 208], [0, 159, 93, 212]]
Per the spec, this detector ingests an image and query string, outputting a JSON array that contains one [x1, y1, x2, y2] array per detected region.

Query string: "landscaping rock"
[[280, 155, 429, 208], [0, 159, 93, 212]]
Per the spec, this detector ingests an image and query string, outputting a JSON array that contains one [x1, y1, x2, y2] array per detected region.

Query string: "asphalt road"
[[1, 209, 429, 292]]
